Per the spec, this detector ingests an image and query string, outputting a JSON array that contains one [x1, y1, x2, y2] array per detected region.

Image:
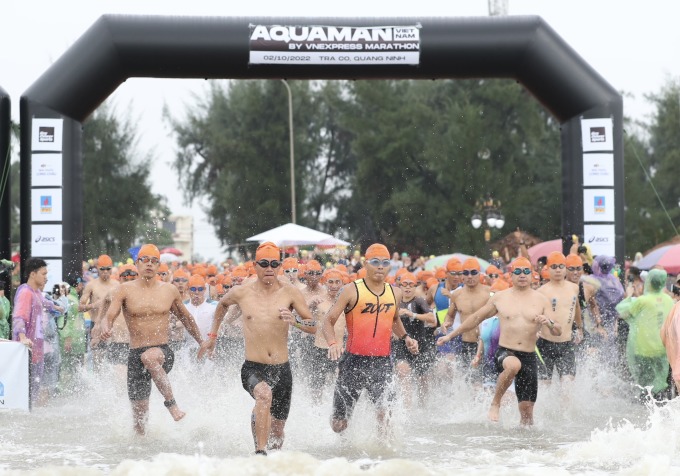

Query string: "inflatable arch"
[[19, 15, 623, 283]]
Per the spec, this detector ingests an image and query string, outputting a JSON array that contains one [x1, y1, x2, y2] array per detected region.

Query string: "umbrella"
[[160, 252, 180, 264], [636, 244, 680, 274], [425, 253, 490, 271], [247, 223, 346, 247], [160, 247, 183, 256], [527, 239, 563, 265]]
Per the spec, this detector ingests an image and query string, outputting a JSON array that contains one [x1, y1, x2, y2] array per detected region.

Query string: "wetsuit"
[[433, 282, 461, 355], [393, 297, 436, 375], [332, 279, 397, 420]]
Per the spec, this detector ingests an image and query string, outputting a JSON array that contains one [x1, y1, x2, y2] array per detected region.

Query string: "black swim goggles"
[[256, 259, 281, 269]]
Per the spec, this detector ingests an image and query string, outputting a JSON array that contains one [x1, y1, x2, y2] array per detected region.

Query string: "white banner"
[[31, 153, 63, 187], [44, 259, 63, 293], [249, 24, 421, 65], [581, 117, 614, 152], [583, 153, 614, 187], [31, 224, 62, 258], [0, 341, 30, 411], [31, 118, 63, 152], [583, 188, 615, 222], [583, 224, 616, 257], [31, 188, 63, 222]]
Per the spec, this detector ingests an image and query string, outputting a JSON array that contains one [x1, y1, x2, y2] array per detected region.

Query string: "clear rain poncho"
[[616, 268, 673, 394]]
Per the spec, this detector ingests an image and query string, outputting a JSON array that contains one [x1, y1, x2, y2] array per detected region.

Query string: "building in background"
[[164, 215, 193, 259]]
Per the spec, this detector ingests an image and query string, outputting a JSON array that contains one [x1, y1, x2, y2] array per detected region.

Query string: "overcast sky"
[[3, 0, 679, 260]]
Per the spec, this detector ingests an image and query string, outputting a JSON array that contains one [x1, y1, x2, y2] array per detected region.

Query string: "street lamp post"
[[281, 79, 296, 224], [471, 194, 505, 242]]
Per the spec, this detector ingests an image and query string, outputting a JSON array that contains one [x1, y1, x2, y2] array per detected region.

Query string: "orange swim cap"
[[365, 243, 390, 260], [400, 272, 417, 284], [485, 265, 501, 276], [462, 258, 481, 271], [426, 277, 439, 290], [138, 244, 160, 259], [435, 268, 447, 280], [282, 257, 298, 270], [98, 255, 113, 267], [232, 266, 248, 278], [446, 258, 461, 272], [306, 260, 322, 272], [357, 268, 367, 279], [565, 254, 583, 267], [173, 269, 189, 279], [334, 264, 348, 274], [511, 257, 532, 270], [158, 263, 169, 273], [546, 251, 566, 267], [323, 269, 343, 282], [189, 274, 206, 288], [255, 242, 280, 261]]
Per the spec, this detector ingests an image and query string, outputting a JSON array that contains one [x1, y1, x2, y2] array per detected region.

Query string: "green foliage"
[[167, 80, 320, 255], [82, 105, 172, 260], [333, 79, 561, 257], [623, 80, 680, 255]]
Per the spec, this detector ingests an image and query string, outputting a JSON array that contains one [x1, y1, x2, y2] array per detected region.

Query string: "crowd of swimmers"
[[7, 241, 680, 455]]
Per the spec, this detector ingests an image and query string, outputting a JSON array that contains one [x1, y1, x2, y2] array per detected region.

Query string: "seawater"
[[1, 351, 679, 475]]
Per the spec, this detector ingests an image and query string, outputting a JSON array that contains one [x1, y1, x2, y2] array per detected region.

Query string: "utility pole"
[[281, 79, 296, 224]]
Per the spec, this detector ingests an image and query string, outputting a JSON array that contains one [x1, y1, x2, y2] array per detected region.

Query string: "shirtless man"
[[537, 252, 583, 383], [437, 257, 561, 426], [565, 254, 606, 349], [81, 255, 120, 370], [321, 243, 418, 434], [282, 257, 304, 289], [309, 269, 347, 400], [168, 268, 190, 351], [97, 264, 137, 387], [442, 258, 491, 380], [198, 242, 315, 455], [100, 244, 204, 435]]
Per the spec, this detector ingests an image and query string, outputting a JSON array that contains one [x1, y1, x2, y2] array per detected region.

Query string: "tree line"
[[9, 78, 680, 261]]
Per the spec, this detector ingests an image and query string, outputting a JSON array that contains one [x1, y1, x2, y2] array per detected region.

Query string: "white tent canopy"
[[246, 223, 349, 247]]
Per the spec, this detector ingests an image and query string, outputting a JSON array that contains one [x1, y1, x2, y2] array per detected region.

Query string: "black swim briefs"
[[241, 360, 293, 421], [495, 346, 538, 403], [127, 344, 175, 401]]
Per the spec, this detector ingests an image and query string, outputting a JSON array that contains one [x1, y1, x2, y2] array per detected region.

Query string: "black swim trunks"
[[536, 338, 576, 380], [105, 342, 130, 366], [495, 346, 538, 403], [127, 344, 175, 401], [332, 353, 394, 421], [241, 360, 293, 421], [393, 339, 436, 376], [307, 345, 339, 390]]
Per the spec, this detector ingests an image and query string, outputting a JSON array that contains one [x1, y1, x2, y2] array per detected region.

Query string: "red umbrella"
[[636, 244, 680, 274], [527, 239, 563, 265], [160, 247, 183, 256]]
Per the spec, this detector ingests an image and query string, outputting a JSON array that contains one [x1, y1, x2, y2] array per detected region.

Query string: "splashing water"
[[1, 350, 679, 475]]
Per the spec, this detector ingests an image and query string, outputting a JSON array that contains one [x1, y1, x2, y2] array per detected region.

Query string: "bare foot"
[[167, 404, 186, 421], [488, 403, 500, 422]]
